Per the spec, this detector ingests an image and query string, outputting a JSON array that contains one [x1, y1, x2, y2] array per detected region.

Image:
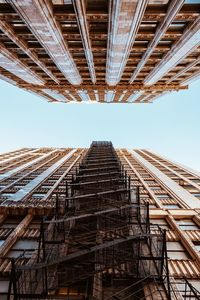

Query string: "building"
[[0, 0, 200, 103], [0, 142, 200, 299]]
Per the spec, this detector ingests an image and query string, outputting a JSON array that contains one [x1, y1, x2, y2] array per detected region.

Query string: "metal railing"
[[7, 142, 200, 300]]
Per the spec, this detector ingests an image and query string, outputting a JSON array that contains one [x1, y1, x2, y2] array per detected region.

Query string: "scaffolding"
[[7, 142, 200, 300]]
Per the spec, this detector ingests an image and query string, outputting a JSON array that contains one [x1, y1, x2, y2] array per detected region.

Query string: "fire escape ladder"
[[8, 141, 199, 300]]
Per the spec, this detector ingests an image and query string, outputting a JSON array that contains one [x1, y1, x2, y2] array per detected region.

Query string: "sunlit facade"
[[0, 0, 200, 103]]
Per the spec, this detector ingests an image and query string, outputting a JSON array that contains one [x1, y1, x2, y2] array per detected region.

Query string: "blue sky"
[[0, 79, 200, 170]]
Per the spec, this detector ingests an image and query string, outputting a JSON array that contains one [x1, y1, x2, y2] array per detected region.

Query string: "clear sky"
[[0, 79, 200, 171]]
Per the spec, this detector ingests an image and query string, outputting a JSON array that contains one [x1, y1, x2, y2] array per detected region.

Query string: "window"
[[167, 242, 190, 260], [29, 218, 42, 229], [149, 204, 157, 208], [150, 187, 161, 190], [185, 0, 200, 3], [0, 218, 22, 229], [175, 279, 200, 298], [32, 193, 45, 199], [1, 193, 13, 198], [157, 195, 170, 199], [163, 204, 180, 209], [191, 179, 200, 184], [170, 23, 185, 28], [176, 219, 199, 230], [188, 280, 200, 292], [146, 181, 156, 184], [0, 279, 9, 293], [150, 219, 170, 229], [40, 185, 51, 189], [148, 0, 169, 3], [7, 239, 38, 259], [193, 242, 200, 252]]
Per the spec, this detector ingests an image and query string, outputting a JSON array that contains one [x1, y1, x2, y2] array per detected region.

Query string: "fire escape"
[[8, 142, 200, 299]]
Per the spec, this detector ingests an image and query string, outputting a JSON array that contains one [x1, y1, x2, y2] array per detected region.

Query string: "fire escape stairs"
[[7, 142, 200, 300]]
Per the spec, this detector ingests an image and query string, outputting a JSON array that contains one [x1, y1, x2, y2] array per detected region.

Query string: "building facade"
[[0, 0, 200, 103], [0, 143, 200, 299]]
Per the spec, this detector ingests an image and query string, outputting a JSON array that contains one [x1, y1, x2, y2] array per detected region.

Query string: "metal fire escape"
[[8, 142, 200, 299]]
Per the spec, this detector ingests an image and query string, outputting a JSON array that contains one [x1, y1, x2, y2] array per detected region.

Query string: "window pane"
[[167, 242, 185, 251], [163, 204, 180, 209], [167, 251, 189, 260], [13, 239, 38, 250]]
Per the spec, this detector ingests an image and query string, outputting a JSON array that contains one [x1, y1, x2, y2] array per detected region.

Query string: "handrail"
[[105, 275, 153, 300], [184, 278, 200, 297], [9, 142, 196, 300]]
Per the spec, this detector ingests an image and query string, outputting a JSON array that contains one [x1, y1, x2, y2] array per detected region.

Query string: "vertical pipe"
[[66, 181, 69, 209], [7, 259, 17, 300], [136, 186, 140, 205], [146, 202, 149, 234], [164, 228, 171, 300], [128, 175, 131, 201]]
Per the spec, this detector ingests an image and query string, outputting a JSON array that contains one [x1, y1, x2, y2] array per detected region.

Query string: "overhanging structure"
[[0, 0, 200, 103]]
